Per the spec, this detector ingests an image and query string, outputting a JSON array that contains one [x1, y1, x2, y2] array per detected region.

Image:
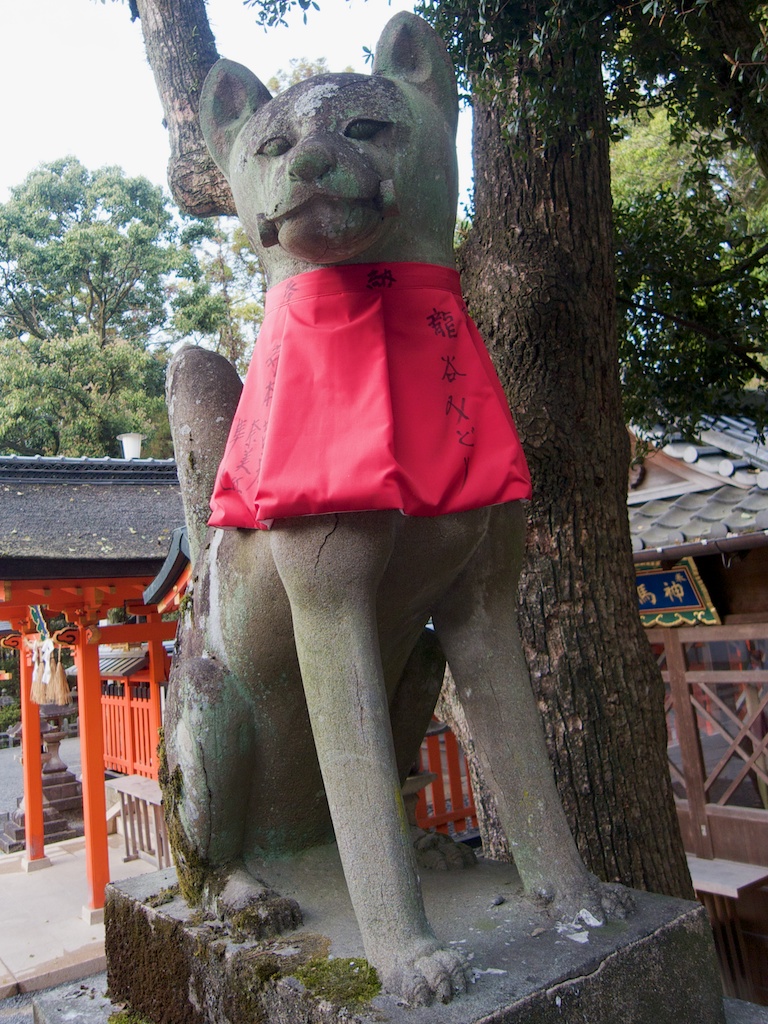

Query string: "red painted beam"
[[86, 620, 178, 646]]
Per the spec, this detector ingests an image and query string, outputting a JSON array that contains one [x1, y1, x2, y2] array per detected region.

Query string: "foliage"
[[243, 0, 320, 27], [0, 648, 19, 701], [170, 219, 264, 376], [611, 111, 694, 205], [605, 0, 768, 171], [0, 703, 20, 734], [612, 110, 768, 439], [0, 331, 169, 457], [267, 56, 332, 93], [616, 183, 768, 436], [0, 158, 179, 345], [0, 158, 186, 456], [413, 0, 768, 159]]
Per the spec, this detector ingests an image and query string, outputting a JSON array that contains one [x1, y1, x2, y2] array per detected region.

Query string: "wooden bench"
[[106, 775, 171, 870], [687, 854, 768, 1002]]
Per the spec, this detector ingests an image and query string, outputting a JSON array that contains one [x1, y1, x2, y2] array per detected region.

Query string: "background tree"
[[0, 331, 169, 457], [171, 218, 265, 375], [0, 158, 183, 457], [604, 0, 768, 178], [267, 55, 334, 92], [612, 114, 768, 437], [0, 158, 176, 345]]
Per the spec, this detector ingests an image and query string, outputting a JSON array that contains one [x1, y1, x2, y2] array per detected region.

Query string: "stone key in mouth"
[[256, 179, 399, 248]]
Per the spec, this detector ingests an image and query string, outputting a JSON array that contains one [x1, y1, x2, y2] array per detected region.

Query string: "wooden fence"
[[648, 623, 768, 864], [101, 680, 160, 780], [414, 722, 478, 835], [632, 624, 768, 1004]]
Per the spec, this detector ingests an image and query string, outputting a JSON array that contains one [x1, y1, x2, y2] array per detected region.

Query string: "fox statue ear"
[[373, 12, 458, 133], [200, 59, 273, 176]]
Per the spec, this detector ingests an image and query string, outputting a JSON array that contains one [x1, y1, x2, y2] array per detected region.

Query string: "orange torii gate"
[[0, 576, 177, 918]]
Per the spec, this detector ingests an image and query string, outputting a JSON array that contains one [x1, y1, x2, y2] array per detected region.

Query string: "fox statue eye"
[[344, 119, 390, 141], [258, 136, 292, 157]]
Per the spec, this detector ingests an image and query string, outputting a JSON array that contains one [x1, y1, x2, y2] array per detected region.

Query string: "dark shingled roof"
[[630, 415, 768, 562], [0, 456, 185, 580]]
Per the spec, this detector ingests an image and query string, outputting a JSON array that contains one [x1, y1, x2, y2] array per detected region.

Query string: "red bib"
[[208, 262, 531, 529]]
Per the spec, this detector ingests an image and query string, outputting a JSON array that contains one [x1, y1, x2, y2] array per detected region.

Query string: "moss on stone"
[[224, 934, 332, 1021], [293, 956, 381, 1008], [145, 884, 180, 908], [227, 891, 300, 943], [158, 739, 210, 906], [230, 905, 267, 944], [107, 888, 208, 1024], [108, 1010, 155, 1024]]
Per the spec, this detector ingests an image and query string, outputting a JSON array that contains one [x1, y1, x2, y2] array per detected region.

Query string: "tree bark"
[[459, 44, 693, 898], [133, 0, 235, 215]]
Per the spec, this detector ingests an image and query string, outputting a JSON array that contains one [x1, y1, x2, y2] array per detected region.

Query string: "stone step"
[[105, 857, 729, 1024], [43, 795, 84, 814], [42, 781, 81, 800], [29, 965, 768, 1023]]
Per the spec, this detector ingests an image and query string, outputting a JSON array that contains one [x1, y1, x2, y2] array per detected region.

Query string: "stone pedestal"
[[0, 711, 83, 854], [105, 846, 726, 1024]]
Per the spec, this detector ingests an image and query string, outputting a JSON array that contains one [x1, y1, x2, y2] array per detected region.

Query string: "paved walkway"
[[0, 834, 154, 999], [0, 733, 155, 1013]]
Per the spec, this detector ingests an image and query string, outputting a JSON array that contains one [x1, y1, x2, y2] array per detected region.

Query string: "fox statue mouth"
[[256, 179, 399, 262]]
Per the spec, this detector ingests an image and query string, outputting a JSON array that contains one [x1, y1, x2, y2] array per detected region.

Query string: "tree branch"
[[132, 0, 236, 216], [696, 239, 768, 287], [619, 293, 767, 378]]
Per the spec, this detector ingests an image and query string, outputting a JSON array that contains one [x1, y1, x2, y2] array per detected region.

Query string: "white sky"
[[1, 0, 472, 207]]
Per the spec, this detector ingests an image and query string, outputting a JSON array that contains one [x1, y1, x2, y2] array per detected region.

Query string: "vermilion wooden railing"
[[101, 677, 159, 780], [414, 723, 478, 835]]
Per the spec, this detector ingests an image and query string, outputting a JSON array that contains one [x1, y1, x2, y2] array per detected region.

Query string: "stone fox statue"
[[164, 11, 627, 1008]]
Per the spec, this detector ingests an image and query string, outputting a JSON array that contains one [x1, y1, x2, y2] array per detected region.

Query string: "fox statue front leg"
[[269, 511, 471, 1006]]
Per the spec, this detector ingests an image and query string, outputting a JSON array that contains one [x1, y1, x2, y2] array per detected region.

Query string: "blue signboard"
[[636, 558, 719, 626]]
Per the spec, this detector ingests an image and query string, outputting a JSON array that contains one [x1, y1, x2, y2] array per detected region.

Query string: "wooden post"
[[19, 634, 47, 868], [122, 677, 135, 777], [664, 627, 714, 859], [74, 627, 110, 915]]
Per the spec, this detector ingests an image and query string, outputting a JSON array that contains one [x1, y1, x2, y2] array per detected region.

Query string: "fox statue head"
[[199, 12, 459, 284]]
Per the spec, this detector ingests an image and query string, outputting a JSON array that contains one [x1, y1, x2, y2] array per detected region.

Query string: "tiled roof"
[[0, 456, 184, 576], [630, 415, 768, 561], [0, 455, 178, 485]]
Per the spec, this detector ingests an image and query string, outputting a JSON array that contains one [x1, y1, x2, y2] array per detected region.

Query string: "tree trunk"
[[460, 45, 692, 899], [133, 0, 235, 215]]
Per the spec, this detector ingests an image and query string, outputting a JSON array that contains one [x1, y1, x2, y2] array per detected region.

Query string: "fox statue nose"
[[288, 142, 336, 183]]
